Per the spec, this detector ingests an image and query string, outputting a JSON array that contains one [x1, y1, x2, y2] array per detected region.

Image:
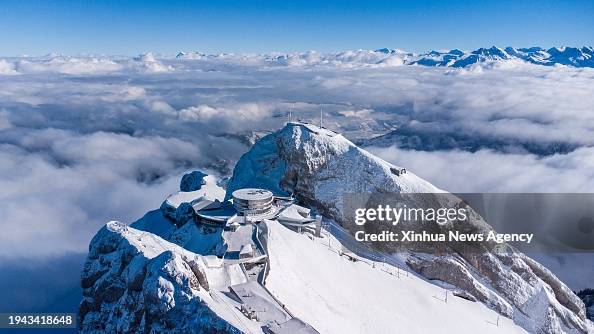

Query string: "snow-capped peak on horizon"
[[2, 45, 592, 76], [173, 45, 594, 68]]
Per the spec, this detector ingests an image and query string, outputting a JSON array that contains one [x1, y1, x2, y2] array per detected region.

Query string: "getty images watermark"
[[353, 204, 534, 244], [342, 193, 594, 253]]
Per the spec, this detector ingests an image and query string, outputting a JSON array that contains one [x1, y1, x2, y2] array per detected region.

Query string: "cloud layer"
[[368, 146, 594, 193], [0, 53, 593, 261]]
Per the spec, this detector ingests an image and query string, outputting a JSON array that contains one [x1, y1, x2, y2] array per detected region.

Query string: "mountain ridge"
[[226, 122, 591, 333], [175, 46, 594, 68], [79, 122, 593, 333]]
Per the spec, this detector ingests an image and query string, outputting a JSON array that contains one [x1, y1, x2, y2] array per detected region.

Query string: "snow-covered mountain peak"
[[80, 123, 593, 333], [224, 122, 591, 334], [226, 122, 440, 216]]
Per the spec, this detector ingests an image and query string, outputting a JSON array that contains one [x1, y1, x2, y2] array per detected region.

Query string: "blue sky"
[[0, 0, 593, 55]]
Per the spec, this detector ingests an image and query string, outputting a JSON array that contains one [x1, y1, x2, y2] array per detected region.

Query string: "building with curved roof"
[[232, 188, 275, 216]]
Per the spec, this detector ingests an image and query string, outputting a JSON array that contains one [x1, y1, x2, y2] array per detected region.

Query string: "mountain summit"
[[79, 122, 592, 333]]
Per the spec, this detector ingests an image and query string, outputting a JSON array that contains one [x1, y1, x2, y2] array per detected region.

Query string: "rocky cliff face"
[[79, 221, 240, 333], [226, 122, 591, 334], [577, 289, 594, 321]]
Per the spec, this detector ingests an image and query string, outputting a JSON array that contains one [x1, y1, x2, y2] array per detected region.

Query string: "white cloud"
[[16, 56, 123, 75], [368, 145, 594, 193], [0, 52, 593, 261], [0, 130, 207, 257], [0, 59, 18, 75], [178, 105, 221, 122], [177, 103, 274, 132], [132, 53, 174, 73]]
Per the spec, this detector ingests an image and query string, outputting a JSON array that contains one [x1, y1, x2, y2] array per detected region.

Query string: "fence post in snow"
[[486, 314, 501, 327], [314, 215, 322, 237]]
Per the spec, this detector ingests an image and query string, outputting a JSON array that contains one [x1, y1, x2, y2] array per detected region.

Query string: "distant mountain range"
[[392, 46, 594, 68], [176, 46, 594, 68]]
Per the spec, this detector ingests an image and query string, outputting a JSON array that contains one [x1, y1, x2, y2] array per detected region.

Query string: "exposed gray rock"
[[184, 255, 210, 291], [79, 222, 240, 334], [407, 254, 514, 317], [453, 289, 477, 302], [226, 122, 591, 334], [577, 289, 594, 321]]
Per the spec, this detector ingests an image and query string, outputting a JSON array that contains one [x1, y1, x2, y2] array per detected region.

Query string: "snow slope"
[[81, 217, 529, 333], [265, 221, 527, 334]]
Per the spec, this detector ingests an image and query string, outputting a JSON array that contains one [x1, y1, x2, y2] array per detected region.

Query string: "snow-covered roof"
[[239, 244, 253, 255], [202, 255, 224, 268], [265, 318, 320, 334], [277, 204, 314, 224], [224, 223, 255, 253], [232, 188, 273, 201], [191, 198, 215, 212], [196, 201, 236, 222]]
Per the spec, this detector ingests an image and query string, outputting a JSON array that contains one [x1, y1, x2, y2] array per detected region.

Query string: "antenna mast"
[[288, 105, 292, 123], [320, 107, 323, 128]]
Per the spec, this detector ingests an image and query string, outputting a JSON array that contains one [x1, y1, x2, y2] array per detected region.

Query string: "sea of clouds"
[[1, 51, 593, 310]]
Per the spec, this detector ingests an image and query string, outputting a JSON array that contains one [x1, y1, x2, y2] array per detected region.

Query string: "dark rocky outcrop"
[[79, 222, 239, 334]]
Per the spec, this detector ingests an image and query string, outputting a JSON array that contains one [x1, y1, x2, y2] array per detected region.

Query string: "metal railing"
[[319, 219, 410, 278]]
